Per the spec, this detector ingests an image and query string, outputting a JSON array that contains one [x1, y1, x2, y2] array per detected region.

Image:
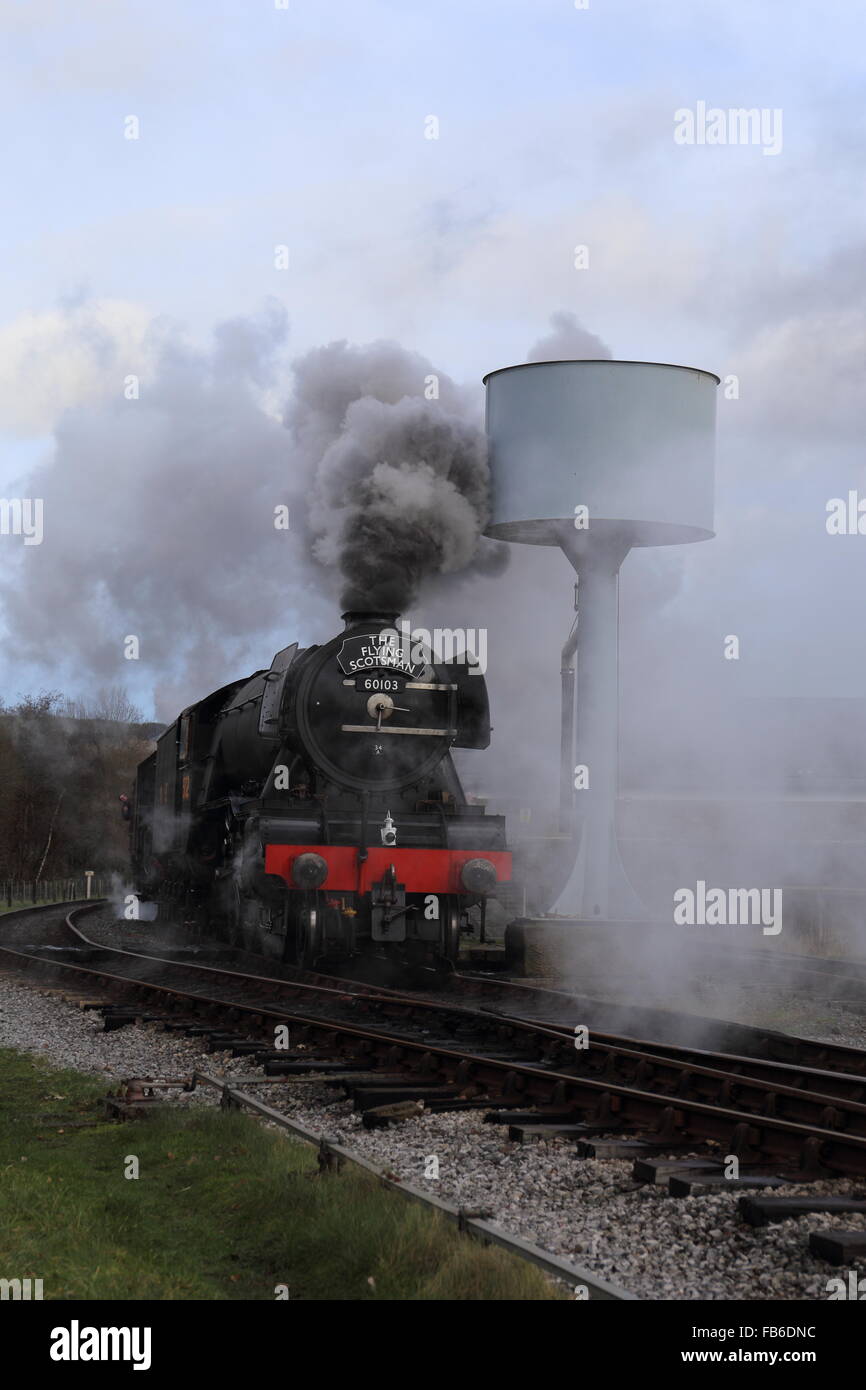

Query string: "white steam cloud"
[[526, 311, 612, 363]]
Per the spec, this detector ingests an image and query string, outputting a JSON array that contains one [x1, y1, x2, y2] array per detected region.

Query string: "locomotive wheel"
[[441, 897, 460, 968], [296, 899, 323, 969]]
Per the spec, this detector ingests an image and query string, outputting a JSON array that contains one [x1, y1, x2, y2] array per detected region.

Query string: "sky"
[[1, 0, 865, 752]]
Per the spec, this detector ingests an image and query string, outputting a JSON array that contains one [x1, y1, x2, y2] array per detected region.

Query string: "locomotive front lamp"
[[461, 857, 498, 895], [291, 852, 329, 889]]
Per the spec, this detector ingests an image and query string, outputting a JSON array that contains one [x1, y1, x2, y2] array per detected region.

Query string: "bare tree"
[[35, 792, 64, 883], [93, 685, 144, 723], [0, 687, 152, 880], [60, 685, 143, 723]]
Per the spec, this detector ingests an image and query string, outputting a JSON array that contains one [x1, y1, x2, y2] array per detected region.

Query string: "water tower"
[[483, 360, 718, 919]]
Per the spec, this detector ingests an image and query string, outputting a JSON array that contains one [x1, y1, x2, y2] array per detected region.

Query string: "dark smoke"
[[286, 339, 504, 612]]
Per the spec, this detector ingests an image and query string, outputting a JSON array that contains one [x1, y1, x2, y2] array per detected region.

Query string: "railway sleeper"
[[426, 1097, 515, 1113], [348, 1084, 463, 1111], [809, 1230, 866, 1265], [264, 1057, 374, 1076], [510, 1123, 619, 1144], [576, 1136, 676, 1158], [633, 1157, 724, 1184], [183, 1025, 238, 1038], [204, 1036, 267, 1052], [362, 1100, 425, 1128], [669, 1173, 787, 1197], [740, 1195, 866, 1227], [157, 1018, 216, 1032], [484, 1107, 579, 1125], [101, 1011, 167, 1032]]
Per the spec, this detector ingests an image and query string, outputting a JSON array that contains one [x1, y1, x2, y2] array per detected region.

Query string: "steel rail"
[[60, 907, 866, 1134], [4, 924, 866, 1176], [192, 1070, 636, 1301], [453, 971, 866, 1078], [62, 902, 866, 1082]]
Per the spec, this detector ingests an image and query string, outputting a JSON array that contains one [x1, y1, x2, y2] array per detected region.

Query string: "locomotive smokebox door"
[[371, 864, 408, 942]]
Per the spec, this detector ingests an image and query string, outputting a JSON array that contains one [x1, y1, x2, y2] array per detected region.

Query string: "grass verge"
[[0, 1047, 561, 1300]]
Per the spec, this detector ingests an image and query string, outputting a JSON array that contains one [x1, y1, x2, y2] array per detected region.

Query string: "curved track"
[[5, 901, 866, 1178]]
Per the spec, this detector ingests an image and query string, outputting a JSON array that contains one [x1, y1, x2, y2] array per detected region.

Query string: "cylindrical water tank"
[[483, 360, 718, 545]]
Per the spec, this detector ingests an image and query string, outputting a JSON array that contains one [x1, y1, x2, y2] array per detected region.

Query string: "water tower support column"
[[557, 527, 642, 918]]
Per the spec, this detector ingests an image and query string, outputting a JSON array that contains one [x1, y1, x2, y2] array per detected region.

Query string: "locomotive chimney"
[[341, 610, 400, 630]]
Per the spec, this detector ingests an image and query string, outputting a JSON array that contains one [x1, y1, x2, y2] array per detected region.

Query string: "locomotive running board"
[[340, 725, 458, 736]]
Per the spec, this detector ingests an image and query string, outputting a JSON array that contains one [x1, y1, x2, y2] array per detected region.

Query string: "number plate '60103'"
[[354, 675, 406, 693]]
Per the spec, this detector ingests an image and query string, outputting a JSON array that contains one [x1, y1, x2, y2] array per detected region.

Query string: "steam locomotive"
[[129, 612, 511, 970]]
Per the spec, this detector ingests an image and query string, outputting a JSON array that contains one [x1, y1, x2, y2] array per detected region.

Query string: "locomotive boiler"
[[129, 612, 511, 969]]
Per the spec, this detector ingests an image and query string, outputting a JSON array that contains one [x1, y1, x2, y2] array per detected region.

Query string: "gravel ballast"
[[0, 964, 863, 1302]]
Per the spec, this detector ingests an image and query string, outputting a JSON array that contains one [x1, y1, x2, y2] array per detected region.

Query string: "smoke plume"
[[0, 302, 322, 719], [287, 339, 504, 612], [526, 311, 612, 362], [0, 313, 509, 715]]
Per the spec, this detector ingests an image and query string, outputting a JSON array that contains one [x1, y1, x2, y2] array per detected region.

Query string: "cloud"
[[0, 299, 159, 436], [731, 307, 866, 444]]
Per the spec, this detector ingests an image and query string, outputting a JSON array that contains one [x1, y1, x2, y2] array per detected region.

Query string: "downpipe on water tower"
[[559, 605, 578, 834]]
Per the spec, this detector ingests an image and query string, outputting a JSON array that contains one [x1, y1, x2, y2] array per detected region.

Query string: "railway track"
[[5, 901, 866, 1180], [58, 900, 866, 1073]]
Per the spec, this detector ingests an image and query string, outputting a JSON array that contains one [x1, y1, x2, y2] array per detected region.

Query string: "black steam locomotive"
[[129, 612, 511, 969]]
